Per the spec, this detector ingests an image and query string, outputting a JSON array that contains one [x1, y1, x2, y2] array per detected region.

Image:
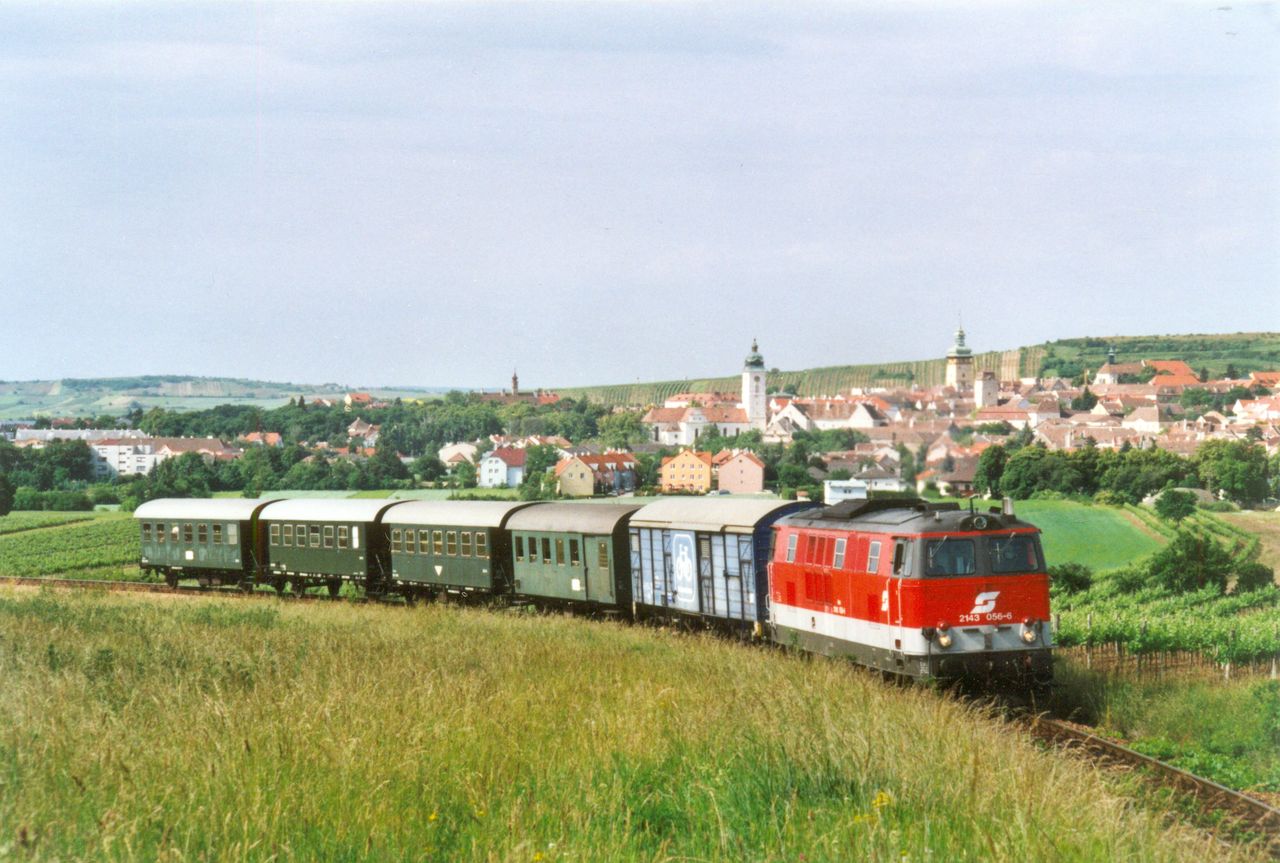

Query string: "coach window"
[[212, 523, 223, 544], [597, 540, 609, 570], [283, 524, 293, 547], [476, 532, 489, 559], [298, 525, 307, 547], [338, 526, 350, 550], [323, 526, 334, 549], [446, 531, 458, 556], [197, 524, 208, 544], [391, 528, 401, 553], [155, 523, 165, 544], [892, 540, 912, 576], [555, 538, 565, 566], [926, 539, 975, 576], [181, 523, 191, 543], [515, 535, 525, 561], [309, 525, 321, 548], [142, 523, 152, 542], [569, 538, 580, 566], [227, 523, 237, 545], [433, 530, 444, 555], [542, 537, 552, 565], [403, 531, 415, 555], [833, 538, 847, 569], [420, 530, 432, 554], [785, 534, 797, 563], [270, 524, 280, 546], [461, 532, 473, 557], [866, 540, 881, 573]]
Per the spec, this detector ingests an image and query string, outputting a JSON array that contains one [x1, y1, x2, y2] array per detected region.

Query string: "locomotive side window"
[[926, 539, 975, 576], [988, 535, 1044, 573], [866, 541, 881, 573], [785, 534, 797, 563], [833, 538, 846, 569], [892, 540, 912, 576]]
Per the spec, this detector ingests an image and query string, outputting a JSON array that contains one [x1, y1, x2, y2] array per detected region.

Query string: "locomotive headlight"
[[936, 625, 953, 649], [1020, 620, 1040, 644]]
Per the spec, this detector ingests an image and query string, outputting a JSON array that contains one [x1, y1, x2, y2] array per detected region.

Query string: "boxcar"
[[628, 498, 817, 631], [134, 498, 280, 589], [507, 503, 641, 609], [382, 500, 539, 598], [260, 499, 408, 595]]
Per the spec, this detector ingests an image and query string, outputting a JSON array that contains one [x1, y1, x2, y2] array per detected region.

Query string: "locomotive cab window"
[[892, 540, 912, 576], [988, 535, 1044, 573], [785, 534, 797, 563], [926, 539, 975, 576], [866, 541, 881, 573]]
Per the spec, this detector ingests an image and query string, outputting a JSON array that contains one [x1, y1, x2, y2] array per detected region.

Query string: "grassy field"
[[0, 510, 96, 535], [1219, 511, 1280, 572], [0, 589, 1267, 862]]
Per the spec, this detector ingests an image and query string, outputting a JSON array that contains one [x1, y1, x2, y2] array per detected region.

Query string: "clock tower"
[[742, 339, 767, 430]]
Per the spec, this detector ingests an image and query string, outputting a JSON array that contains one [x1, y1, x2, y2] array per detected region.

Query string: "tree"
[[0, 473, 13, 517], [1195, 440, 1270, 504], [521, 445, 561, 490], [1147, 529, 1234, 594], [1070, 387, 1098, 411], [1154, 488, 1196, 523], [974, 445, 1007, 497], [411, 454, 447, 482]]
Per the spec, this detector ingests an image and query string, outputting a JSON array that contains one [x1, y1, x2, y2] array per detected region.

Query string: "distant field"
[[0, 589, 1255, 862], [1219, 510, 1280, 572], [0, 510, 95, 535], [1011, 500, 1165, 572]]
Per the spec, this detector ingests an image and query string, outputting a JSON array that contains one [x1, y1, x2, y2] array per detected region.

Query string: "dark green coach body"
[[260, 498, 409, 587], [383, 500, 540, 595], [507, 503, 641, 608], [134, 498, 280, 585]]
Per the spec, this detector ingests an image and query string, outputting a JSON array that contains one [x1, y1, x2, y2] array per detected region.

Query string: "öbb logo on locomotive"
[[132, 496, 1054, 687]]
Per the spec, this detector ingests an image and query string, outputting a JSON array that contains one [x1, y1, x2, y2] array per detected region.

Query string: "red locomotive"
[[768, 497, 1052, 685]]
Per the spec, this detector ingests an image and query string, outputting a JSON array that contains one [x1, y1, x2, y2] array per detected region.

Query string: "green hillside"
[[1013, 500, 1164, 572], [559, 332, 1280, 406]]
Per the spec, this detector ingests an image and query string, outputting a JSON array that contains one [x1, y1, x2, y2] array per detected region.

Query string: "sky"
[[1, 1, 1277, 390]]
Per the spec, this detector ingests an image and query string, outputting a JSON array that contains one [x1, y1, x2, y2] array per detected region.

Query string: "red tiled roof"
[[487, 447, 527, 467]]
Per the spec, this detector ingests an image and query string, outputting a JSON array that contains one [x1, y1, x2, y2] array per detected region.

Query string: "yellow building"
[[660, 449, 714, 493]]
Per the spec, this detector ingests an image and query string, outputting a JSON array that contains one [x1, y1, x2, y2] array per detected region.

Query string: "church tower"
[[944, 326, 974, 390], [741, 339, 767, 430], [511, 369, 519, 396]]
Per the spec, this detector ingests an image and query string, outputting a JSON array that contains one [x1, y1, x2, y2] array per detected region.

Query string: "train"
[[133, 495, 1053, 685]]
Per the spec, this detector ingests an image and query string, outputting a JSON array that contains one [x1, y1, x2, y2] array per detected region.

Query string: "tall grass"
[[0, 589, 1266, 861]]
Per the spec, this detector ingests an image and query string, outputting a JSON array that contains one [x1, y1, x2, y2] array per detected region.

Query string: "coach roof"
[[258, 498, 408, 523], [506, 502, 641, 534], [630, 498, 814, 534], [385, 500, 539, 528], [133, 498, 281, 522]]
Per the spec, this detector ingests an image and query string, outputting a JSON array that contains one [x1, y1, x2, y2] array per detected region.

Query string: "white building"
[[477, 447, 526, 488]]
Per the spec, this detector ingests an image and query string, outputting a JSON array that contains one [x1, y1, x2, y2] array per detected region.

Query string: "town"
[[1, 330, 1277, 511]]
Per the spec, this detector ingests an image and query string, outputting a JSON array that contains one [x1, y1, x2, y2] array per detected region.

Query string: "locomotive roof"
[[506, 502, 642, 534], [384, 500, 540, 528], [133, 497, 282, 521], [257, 498, 409, 523], [629, 498, 817, 534], [777, 497, 1039, 533]]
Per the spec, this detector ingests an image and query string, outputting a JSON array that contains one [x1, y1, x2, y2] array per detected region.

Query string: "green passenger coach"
[[260, 498, 408, 596], [134, 498, 279, 589], [507, 503, 641, 609], [383, 500, 538, 599]]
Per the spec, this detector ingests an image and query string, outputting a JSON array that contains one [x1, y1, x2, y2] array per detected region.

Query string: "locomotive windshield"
[[987, 534, 1044, 573], [925, 539, 975, 576]]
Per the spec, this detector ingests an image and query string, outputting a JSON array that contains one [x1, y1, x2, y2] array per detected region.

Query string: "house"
[[554, 452, 639, 497], [438, 442, 480, 465], [241, 432, 283, 447], [478, 447, 527, 488], [347, 418, 380, 447], [715, 450, 766, 494], [852, 465, 903, 493], [659, 449, 714, 493], [343, 392, 373, 411], [1122, 406, 1164, 434], [1248, 371, 1280, 388]]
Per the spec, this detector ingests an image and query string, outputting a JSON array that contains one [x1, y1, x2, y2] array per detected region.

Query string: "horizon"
[[2, 2, 1277, 387]]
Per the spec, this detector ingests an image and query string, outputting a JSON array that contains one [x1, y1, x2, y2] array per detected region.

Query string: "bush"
[[1049, 562, 1093, 595], [1146, 529, 1234, 594], [1199, 500, 1239, 513], [1092, 490, 1127, 506], [1233, 562, 1275, 593]]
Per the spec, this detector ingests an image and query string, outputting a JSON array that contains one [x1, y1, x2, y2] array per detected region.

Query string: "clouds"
[[0, 1, 1276, 388]]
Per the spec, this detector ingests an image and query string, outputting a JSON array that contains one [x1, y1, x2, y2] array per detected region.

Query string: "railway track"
[[6, 574, 1279, 852], [1022, 714, 1280, 854]]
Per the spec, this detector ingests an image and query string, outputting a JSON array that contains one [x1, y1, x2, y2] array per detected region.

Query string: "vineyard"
[[0, 514, 141, 579], [0, 510, 95, 535]]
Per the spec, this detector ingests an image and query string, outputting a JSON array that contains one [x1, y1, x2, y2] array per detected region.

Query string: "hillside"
[[558, 331, 1280, 406], [0, 376, 443, 420], [0, 589, 1259, 861]]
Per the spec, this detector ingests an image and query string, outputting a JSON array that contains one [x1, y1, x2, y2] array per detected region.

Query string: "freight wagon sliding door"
[[703, 533, 755, 622]]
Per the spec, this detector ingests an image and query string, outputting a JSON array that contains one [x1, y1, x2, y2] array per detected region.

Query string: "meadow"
[[0, 587, 1267, 862], [1004, 499, 1164, 572], [0, 513, 139, 579]]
